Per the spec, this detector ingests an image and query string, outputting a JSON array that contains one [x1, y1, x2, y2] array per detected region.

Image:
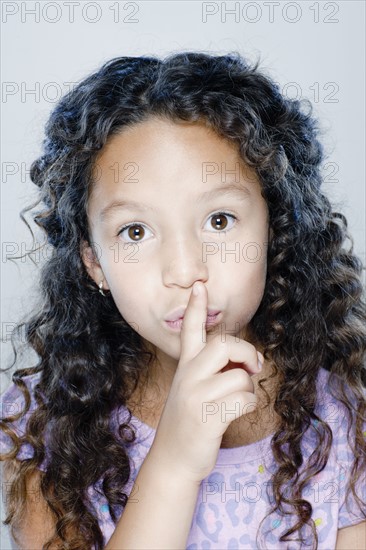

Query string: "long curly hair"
[[1, 51, 365, 549]]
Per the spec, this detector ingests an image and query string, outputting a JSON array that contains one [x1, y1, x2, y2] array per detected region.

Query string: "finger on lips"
[[180, 281, 207, 364], [180, 282, 264, 377]]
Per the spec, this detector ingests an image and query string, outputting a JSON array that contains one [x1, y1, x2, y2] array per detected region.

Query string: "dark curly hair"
[[1, 51, 365, 549]]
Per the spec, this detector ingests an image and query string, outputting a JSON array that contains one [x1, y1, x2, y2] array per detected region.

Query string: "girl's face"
[[81, 117, 270, 364]]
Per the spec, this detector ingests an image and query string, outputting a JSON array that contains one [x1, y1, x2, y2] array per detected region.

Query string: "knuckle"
[[248, 342, 257, 356], [227, 392, 246, 411], [242, 400, 258, 415], [233, 392, 247, 411], [236, 369, 248, 386], [213, 333, 229, 351]]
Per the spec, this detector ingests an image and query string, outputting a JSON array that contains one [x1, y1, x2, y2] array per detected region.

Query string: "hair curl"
[[1, 51, 365, 549]]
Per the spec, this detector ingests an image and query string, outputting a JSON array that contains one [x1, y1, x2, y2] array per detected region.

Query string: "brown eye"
[[127, 225, 145, 241], [211, 214, 229, 230], [117, 223, 152, 243]]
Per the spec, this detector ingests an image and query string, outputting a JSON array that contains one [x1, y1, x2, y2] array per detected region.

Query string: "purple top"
[[1, 367, 365, 549]]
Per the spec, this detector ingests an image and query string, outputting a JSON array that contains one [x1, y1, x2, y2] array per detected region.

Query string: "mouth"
[[165, 306, 221, 323], [165, 312, 222, 331]]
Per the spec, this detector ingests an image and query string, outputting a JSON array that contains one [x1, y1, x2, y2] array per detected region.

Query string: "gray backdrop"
[[1, 1, 365, 548]]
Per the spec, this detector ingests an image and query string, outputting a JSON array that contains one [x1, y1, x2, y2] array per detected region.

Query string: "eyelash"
[[116, 211, 239, 242]]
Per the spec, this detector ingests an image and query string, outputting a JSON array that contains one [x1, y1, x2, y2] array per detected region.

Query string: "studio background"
[[1, 1, 365, 548]]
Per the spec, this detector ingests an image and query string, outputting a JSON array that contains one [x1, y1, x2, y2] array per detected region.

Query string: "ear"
[[80, 239, 110, 290]]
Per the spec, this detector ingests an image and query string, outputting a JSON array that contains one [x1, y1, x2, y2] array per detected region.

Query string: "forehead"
[[89, 117, 261, 207], [93, 117, 253, 172]]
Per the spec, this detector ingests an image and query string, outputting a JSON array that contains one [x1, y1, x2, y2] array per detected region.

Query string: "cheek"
[[227, 249, 267, 317], [232, 238, 268, 283], [107, 282, 143, 323], [246, 251, 267, 298], [107, 274, 157, 333]]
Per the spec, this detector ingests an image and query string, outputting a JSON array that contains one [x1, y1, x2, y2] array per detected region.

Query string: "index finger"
[[179, 281, 207, 365]]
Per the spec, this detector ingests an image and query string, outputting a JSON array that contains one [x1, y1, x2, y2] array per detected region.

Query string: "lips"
[[164, 306, 221, 322], [165, 311, 222, 331]]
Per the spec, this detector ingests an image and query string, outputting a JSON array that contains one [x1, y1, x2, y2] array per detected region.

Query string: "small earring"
[[98, 280, 106, 296]]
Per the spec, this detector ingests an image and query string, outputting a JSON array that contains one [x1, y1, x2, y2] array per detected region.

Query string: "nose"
[[161, 237, 209, 288]]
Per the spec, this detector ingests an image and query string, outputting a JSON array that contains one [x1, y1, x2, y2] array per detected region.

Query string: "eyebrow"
[[99, 182, 251, 222]]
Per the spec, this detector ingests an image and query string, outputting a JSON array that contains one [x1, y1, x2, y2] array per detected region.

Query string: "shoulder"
[[0, 370, 47, 468], [315, 368, 366, 529], [314, 367, 365, 458]]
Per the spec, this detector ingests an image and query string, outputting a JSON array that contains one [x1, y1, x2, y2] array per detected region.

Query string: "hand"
[[149, 281, 263, 484]]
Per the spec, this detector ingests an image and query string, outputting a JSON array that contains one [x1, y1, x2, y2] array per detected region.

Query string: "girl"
[[0, 51, 365, 550]]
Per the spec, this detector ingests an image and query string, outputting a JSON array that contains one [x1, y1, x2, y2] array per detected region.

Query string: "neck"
[[128, 327, 280, 427]]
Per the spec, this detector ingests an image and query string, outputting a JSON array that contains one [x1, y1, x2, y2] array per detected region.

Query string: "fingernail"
[[257, 359, 263, 371], [257, 351, 264, 370], [193, 282, 200, 297]]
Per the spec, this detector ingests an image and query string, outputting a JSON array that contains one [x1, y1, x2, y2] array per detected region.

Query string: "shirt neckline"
[[127, 412, 274, 464], [124, 367, 331, 465]]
